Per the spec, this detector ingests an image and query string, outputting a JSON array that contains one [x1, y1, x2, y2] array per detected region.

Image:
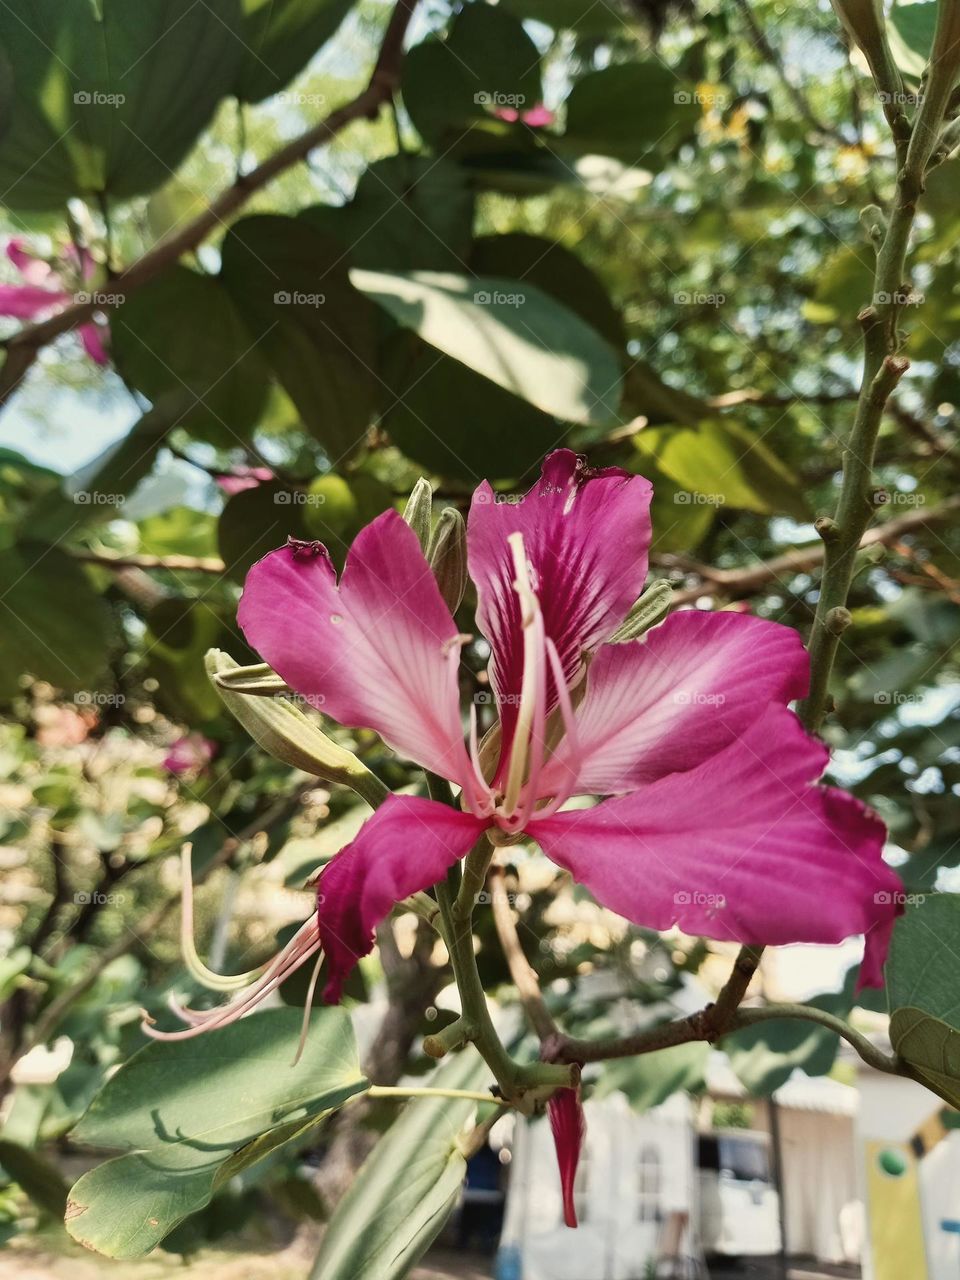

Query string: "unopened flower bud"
[[402, 476, 433, 552], [427, 506, 468, 613], [206, 650, 387, 808], [609, 579, 673, 643]]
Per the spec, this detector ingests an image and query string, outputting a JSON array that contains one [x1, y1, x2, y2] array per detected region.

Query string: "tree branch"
[[0, 0, 421, 409], [488, 865, 558, 1043]]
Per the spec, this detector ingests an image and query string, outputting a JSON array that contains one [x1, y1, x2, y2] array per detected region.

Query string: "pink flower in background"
[[163, 733, 217, 776], [231, 449, 901, 1005], [492, 103, 555, 127], [0, 239, 109, 365], [215, 465, 275, 496]]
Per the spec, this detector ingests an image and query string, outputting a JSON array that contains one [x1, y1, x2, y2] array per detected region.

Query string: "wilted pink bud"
[[548, 1083, 586, 1228]]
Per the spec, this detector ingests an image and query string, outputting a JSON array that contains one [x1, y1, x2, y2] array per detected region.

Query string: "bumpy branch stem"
[[708, 6, 960, 1032], [0, 0, 420, 409]]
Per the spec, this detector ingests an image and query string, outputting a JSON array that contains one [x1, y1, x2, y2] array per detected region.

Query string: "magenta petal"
[[0, 282, 63, 319], [7, 239, 53, 286], [542, 610, 809, 795], [238, 510, 473, 784], [521, 105, 555, 127], [468, 450, 653, 756], [78, 321, 109, 366], [529, 706, 901, 984], [548, 1085, 585, 1228], [316, 794, 487, 1001]]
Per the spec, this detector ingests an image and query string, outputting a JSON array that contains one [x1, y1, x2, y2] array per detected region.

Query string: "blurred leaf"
[[65, 1007, 368, 1259], [235, 0, 354, 102], [888, 1, 936, 79], [217, 480, 311, 582], [111, 266, 271, 448], [0, 0, 244, 210], [401, 3, 542, 147], [380, 331, 563, 483], [563, 62, 698, 165], [303, 156, 475, 272], [501, 0, 629, 33], [594, 1040, 708, 1110], [310, 1048, 494, 1280], [888, 895, 960, 1108], [353, 268, 622, 426], [804, 246, 875, 324], [0, 546, 111, 699], [221, 215, 378, 458], [0, 1140, 69, 1217], [633, 419, 809, 518]]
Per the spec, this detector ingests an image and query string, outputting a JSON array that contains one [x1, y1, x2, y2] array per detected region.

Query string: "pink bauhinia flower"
[[492, 103, 556, 127], [0, 239, 109, 365], [163, 733, 217, 776], [214, 464, 275, 496], [223, 448, 901, 1005]]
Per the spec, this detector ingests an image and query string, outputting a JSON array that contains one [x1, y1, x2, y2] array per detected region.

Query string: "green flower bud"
[[402, 476, 433, 552], [608, 579, 673, 643], [427, 506, 468, 613], [206, 650, 387, 809]]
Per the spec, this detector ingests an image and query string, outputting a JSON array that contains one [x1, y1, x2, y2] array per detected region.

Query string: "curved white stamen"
[[534, 636, 584, 820], [501, 533, 544, 818], [467, 701, 496, 817], [179, 844, 267, 992], [142, 916, 323, 1041], [505, 610, 547, 834]]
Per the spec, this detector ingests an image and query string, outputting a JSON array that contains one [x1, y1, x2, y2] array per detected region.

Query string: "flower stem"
[[367, 1085, 500, 1104]]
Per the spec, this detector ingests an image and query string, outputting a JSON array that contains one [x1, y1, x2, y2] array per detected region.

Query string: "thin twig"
[[488, 866, 558, 1043]]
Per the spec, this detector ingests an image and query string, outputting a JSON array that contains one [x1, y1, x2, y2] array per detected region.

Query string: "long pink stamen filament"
[[505, 610, 547, 833], [141, 915, 323, 1041], [467, 701, 495, 817], [534, 637, 583, 820], [502, 532, 544, 818], [179, 843, 267, 992]]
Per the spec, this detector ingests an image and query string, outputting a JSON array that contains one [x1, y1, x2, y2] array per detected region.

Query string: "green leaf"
[[501, 0, 629, 34], [302, 156, 476, 272], [217, 480, 312, 583], [633, 419, 809, 519], [725, 1019, 843, 1096], [0, 545, 111, 699], [65, 1007, 368, 1259], [111, 266, 271, 448], [352, 269, 622, 427], [889, 1, 936, 79], [887, 894, 960, 1108], [0, 1140, 69, 1217], [594, 1041, 708, 1111], [470, 234, 625, 349], [401, 3, 542, 147], [221, 215, 378, 458], [310, 1048, 494, 1280], [563, 62, 698, 165], [379, 332, 563, 483], [235, 0, 354, 102], [0, 0, 244, 210]]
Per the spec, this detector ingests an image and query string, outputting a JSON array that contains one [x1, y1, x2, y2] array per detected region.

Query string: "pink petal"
[[316, 794, 487, 1001], [468, 450, 653, 766], [542, 610, 809, 796], [528, 706, 901, 986], [238, 511, 474, 786], [548, 1084, 585, 1228], [215, 465, 274, 495], [163, 734, 217, 775], [492, 106, 520, 123], [0, 282, 65, 319], [7, 239, 53, 286], [78, 321, 109, 366], [521, 105, 555, 127]]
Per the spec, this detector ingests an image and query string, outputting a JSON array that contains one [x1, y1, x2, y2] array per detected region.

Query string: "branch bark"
[[0, 0, 420, 409]]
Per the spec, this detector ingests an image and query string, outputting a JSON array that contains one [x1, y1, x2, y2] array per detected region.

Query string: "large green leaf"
[[633, 419, 809, 519], [0, 545, 111, 699], [111, 266, 271, 448], [310, 1048, 494, 1280], [353, 269, 622, 427], [0, 0, 243, 210], [380, 332, 564, 483], [303, 156, 476, 272], [235, 0, 354, 102], [887, 894, 960, 1107], [0, 1140, 69, 1217], [65, 1007, 368, 1259], [563, 62, 698, 165], [401, 3, 542, 147], [221, 215, 378, 459], [888, 1, 936, 79]]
